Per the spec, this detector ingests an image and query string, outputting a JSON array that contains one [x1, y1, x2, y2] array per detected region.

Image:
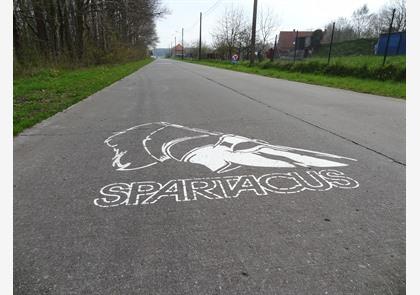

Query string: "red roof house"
[[277, 31, 313, 52], [174, 44, 183, 57]]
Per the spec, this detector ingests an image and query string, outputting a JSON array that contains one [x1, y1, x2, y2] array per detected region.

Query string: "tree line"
[[191, 0, 405, 60], [209, 5, 277, 60], [13, 0, 167, 67], [323, 0, 406, 42]]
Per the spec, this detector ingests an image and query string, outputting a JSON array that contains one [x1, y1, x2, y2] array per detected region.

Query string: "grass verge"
[[304, 55, 405, 68], [13, 58, 153, 135], [181, 59, 405, 99]]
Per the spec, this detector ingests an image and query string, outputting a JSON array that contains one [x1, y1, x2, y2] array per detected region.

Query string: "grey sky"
[[155, 0, 387, 48]]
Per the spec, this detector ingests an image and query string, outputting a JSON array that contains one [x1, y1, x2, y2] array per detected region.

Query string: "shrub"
[[257, 59, 405, 82]]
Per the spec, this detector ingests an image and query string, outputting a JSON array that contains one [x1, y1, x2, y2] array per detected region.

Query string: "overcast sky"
[[155, 0, 388, 48]]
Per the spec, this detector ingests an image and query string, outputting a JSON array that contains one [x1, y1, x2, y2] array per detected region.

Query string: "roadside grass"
[[295, 55, 405, 68], [180, 58, 405, 99], [13, 58, 153, 135]]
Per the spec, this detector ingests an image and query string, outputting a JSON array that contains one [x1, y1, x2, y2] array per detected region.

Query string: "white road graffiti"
[[104, 122, 357, 174], [94, 169, 359, 207], [96, 123, 360, 207]]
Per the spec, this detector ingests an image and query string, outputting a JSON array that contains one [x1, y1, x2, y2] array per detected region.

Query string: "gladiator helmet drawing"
[[105, 122, 356, 174]]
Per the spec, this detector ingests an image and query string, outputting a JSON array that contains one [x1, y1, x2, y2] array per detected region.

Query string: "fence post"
[[383, 8, 396, 66], [396, 32, 403, 55], [327, 22, 335, 65], [293, 30, 298, 62]]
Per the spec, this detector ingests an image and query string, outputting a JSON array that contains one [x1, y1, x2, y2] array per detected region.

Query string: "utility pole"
[[174, 36, 176, 57], [275, 34, 279, 59], [383, 8, 396, 66], [250, 0, 258, 66], [293, 30, 298, 62], [182, 28, 184, 60], [271, 34, 277, 62], [199, 12, 202, 60], [327, 22, 335, 65]]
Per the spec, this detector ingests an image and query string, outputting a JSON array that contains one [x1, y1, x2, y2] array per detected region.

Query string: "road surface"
[[14, 59, 405, 294]]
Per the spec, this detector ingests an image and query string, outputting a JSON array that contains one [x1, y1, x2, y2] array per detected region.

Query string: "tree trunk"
[[75, 0, 85, 60], [13, 13, 22, 60], [33, 0, 49, 57]]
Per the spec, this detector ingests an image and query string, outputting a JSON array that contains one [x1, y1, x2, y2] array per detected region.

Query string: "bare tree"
[[322, 0, 406, 46], [188, 40, 212, 59], [212, 6, 247, 59], [377, 0, 406, 32], [324, 17, 357, 42], [257, 6, 278, 54], [351, 4, 374, 38], [237, 23, 252, 60]]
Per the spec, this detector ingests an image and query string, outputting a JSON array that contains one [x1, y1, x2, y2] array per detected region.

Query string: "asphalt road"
[[14, 59, 405, 294]]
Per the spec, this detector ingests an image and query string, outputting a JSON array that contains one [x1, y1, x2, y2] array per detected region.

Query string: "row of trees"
[[323, 0, 406, 42], [13, 0, 167, 67], [191, 0, 405, 60], [210, 5, 277, 60]]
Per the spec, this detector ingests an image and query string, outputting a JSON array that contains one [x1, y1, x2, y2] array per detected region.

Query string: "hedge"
[[260, 61, 405, 82]]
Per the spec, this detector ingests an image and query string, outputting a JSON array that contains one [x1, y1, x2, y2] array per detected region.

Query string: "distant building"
[[174, 44, 184, 57], [277, 31, 314, 53]]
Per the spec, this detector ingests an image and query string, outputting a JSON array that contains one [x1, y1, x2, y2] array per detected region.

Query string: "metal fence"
[[268, 9, 405, 66]]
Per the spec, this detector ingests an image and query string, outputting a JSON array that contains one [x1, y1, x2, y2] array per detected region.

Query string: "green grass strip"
[[13, 58, 153, 135], [181, 59, 405, 99]]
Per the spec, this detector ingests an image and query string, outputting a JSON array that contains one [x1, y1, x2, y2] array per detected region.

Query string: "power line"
[[185, 0, 223, 31], [203, 0, 223, 16], [185, 19, 200, 31], [174, 0, 223, 47]]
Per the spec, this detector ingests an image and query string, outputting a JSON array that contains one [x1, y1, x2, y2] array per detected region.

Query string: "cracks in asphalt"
[[179, 64, 405, 167], [18, 133, 86, 137], [16, 128, 132, 137]]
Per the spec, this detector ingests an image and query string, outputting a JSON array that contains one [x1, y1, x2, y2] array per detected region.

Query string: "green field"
[[261, 55, 405, 82], [13, 59, 153, 135], [310, 38, 405, 68], [314, 38, 378, 57], [290, 55, 406, 68], [180, 57, 405, 99], [292, 55, 405, 68]]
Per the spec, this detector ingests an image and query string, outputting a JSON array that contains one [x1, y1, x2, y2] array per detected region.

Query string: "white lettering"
[[94, 169, 359, 208]]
